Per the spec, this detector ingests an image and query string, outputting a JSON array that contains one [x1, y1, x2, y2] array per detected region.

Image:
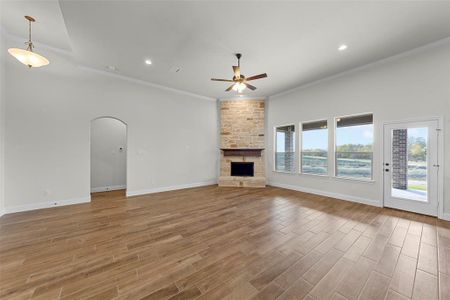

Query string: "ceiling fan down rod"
[[236, 53, 241, 67]]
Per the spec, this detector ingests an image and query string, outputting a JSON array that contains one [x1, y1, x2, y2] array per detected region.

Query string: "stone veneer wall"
[[219, 99, 265, 187]]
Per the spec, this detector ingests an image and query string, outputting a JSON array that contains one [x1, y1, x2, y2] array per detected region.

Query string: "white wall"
[[3, 37, 218, 213], [267, 39, 450, 218], [90, 117, 127, 192], [0, 25, 6, 216]]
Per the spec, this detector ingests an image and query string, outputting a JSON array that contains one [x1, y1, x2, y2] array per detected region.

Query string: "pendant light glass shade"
[[8, 16, 49, 68], [8, 48, 49, 68]]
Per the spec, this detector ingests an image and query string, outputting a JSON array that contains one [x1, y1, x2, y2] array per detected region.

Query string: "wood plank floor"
[[1, 186, 449, 300]]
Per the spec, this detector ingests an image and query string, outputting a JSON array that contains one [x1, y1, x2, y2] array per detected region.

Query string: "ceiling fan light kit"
[[211, 53, 267, 93], [8, 16, 49, 68]]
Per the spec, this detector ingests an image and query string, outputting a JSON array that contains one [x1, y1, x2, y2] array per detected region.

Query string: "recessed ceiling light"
[[338, 44, 348, 51], [145, 59, 152, 65]]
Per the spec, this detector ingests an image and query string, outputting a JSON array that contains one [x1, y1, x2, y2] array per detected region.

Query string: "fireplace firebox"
[[231, 162, 254, 177]]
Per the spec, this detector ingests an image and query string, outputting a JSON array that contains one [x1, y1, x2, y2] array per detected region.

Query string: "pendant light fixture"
[[8, 16, 49, 68]]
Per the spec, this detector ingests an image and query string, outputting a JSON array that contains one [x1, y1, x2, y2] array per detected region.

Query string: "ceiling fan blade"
[[245, 73, 267, 81], [211, 78, 234, 82], [225, 84, 235, 92], [232, 66, 240, 79], [244, 83, 257, 91]]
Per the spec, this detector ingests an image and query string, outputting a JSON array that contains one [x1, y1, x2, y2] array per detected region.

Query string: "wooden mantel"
[[220, 148, 264, 157]]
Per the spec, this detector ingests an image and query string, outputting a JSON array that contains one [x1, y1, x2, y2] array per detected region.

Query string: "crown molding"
[[3, 30, 216, 102], [78, 66, 216, 102], [270, 36, 450, 99]]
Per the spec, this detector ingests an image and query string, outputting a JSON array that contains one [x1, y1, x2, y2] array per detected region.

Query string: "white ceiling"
[[2, 1, 450, 99], [1, 0, 71, 51]]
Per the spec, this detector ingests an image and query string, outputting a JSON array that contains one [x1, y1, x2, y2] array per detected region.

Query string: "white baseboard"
[[442, 213, 450, 222], [91, 185, 126, 193], [269, 181, 382, 207], [126, 180, 217, 197], [3, 196, 91, 215]]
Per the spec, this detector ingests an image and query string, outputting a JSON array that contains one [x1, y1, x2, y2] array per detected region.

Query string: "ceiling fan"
[[211, 53, 267, 93]]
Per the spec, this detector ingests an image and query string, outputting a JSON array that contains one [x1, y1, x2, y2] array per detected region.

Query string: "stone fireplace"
[[219, 99, 265, 187]]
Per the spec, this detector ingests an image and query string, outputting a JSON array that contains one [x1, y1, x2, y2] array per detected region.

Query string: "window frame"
[[333, 113, 375, 182], [273, 124, 296, 173], [299, 119, 330, 177]]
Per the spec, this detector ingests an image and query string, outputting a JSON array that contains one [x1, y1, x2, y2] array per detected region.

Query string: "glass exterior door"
[[383, 120, 439, 216]]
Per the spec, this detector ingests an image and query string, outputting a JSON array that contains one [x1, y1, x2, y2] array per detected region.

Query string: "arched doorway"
[[90, 117, 127, 195]]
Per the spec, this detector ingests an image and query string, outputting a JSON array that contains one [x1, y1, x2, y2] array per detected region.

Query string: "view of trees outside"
[[277, 123, 374, 178], [275, 128, 295, 172], [277, 123, 427, 187], [335, 124, 373, 179], [301, 128, 328, 174], [406, 128, 427, 192]]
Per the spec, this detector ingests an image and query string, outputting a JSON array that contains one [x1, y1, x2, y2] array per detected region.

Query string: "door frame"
[[382, 116, 444, 219], [89, 116, 128, 196]]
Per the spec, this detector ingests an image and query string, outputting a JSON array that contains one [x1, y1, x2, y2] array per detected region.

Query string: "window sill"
[[333, 176, 375, 184], [273, 170, 296, 175], [299, 172, 330, 178]]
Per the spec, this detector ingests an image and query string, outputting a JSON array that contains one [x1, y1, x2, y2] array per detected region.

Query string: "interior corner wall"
[[3, 39, 218, 213], [0, 26, 6, 216], [267, 40, 450, 216]]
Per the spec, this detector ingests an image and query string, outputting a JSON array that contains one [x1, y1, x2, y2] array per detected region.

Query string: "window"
[[301, 120, 328, 175], [275, 125, 295, 172], [335, 114, 373, 180]]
